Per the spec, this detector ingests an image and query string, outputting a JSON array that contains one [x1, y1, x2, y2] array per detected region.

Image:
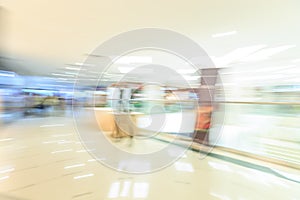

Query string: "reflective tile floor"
[[0, 116, 300, 200]]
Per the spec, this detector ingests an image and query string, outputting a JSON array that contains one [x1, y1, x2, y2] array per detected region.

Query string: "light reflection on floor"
[[0, 116, 299, 200]]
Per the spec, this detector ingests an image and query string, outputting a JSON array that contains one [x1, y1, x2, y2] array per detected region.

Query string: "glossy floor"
[[0, 116, 300, 200]]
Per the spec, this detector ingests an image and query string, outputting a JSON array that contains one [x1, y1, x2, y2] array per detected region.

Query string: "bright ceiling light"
[[240, 45, 296, 62], [66, 67, 81, 71], [212, 30, 237, 38], [118, 66, 134, 73], [64, 163, 86, 169], [0, 176, 9, 181], [210, 192, 231, 200], [52, 73, 75, 77], [0, 168, 15, 174], [65, 71, 78, 75], [103, 73, 123, 77], [114, 56, 152, 64], [67, 62, 94, 67], [213, 44, 267, 67], [73, 173, 94, 180]]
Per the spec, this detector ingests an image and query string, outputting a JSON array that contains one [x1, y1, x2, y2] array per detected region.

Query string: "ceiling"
[[1, 0, 300, 87]]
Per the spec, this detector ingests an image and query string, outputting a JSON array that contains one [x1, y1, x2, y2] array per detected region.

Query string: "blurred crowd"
[[0, 89, 74, 123]]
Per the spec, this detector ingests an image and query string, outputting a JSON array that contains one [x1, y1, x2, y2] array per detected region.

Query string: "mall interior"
[[1, 1, 300, 200]]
